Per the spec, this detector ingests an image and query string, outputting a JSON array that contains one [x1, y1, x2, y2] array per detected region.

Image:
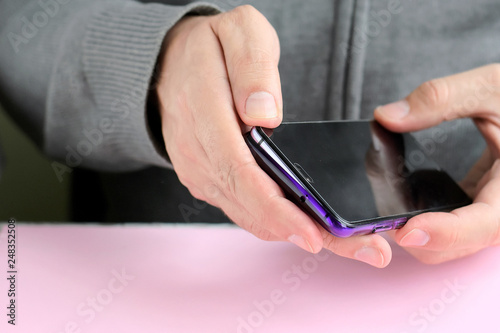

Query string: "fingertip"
[[373, 100, 410, 132], [375, 100, 410, 120], [288, 233, 323, 254], [393, 212, 443, 249], [354, 246, 384, 267], [246, 92, 278, 119], [323, 233, 392, 268], [309, 231, 325, 254], [354, 241, 392, 268], [242, 91, 282, 128], [292, 218, 325, 254], [380, 240, 393, 268], [398, 228, 431, 247], [393, 216, 423, 243], [373, 234, 392, 268]]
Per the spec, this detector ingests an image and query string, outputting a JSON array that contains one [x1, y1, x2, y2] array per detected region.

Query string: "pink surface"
[[1, 223, 500, 333]]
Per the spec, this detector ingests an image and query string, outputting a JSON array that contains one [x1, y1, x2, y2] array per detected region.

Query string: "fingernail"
[[245, 92, 278, 119], [376, 100, 410, 120], [288, 234, 315, 253], [371, 132, 381, 152], [354, 246, 384, 267], [400, 229, 430, 247]]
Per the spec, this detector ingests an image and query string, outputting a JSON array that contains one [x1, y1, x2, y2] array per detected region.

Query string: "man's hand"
[[156, 5, 391, 267], [375, 64, 500, 264]]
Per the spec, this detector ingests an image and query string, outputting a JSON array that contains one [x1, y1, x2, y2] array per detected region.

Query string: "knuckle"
[[202, 182, 222, 202], [175, 139, 198, 164], [322, 235, 340, 255], [232, 48, 278, 76], [417, 78, 450, 110], [487, 63, 500, 93], [485, 204, 500, 246], [444, 228, 460, 252], [247, 220, 275, 241], [489, 63, 500, 84], [177, 174, 194, 191], [215, 159, 245, 201], [443, 214, 461, 251], [219, 5, 260, 33], [323, 237, 341, 255], [230, 4, 261, 21], [189, 189, 207, 203], [175, 88, 190, 112]]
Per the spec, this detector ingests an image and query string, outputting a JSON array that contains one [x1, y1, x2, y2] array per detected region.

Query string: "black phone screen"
[[264, 121, 470, 223]]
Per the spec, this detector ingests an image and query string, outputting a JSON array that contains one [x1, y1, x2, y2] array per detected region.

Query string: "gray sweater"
[[0, 0, 496, 221]]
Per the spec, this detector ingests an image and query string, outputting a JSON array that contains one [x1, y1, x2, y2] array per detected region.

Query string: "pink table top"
[[1, 223, 499, 333]]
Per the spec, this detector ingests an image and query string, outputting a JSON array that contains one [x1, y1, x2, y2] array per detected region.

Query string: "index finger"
[[212, 5, 283, 128], [177, 13, 323, 252], [375, 64, 500, 132]]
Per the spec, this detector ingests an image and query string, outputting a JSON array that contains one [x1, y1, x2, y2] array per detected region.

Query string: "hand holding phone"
[[245, 120, 471, 237]]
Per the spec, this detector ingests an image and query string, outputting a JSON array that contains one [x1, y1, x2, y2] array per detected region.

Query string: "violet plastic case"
[[244, 120, 471, 237]]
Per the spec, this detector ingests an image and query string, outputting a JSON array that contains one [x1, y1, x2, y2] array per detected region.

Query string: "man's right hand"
[[156, 5, 392, 267]]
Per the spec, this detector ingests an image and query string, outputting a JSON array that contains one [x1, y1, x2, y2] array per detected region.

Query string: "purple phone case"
[[245, 127, 408, 237]]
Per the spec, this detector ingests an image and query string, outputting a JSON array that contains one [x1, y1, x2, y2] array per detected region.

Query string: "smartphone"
[[244, 120, 471, 237]]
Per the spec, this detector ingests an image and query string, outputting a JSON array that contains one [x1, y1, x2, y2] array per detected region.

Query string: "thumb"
[[374, 64, 500, 132], [211, 5, 282, 128]]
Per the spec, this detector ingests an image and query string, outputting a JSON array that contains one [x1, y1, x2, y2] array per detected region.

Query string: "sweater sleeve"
[[0, 0, 220, 171]]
